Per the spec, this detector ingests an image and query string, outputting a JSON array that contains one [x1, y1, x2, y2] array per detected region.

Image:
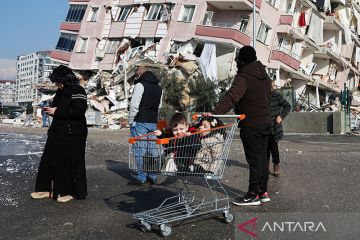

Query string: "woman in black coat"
[[268, 82, 291, 177], [31, 65, 88, 203]]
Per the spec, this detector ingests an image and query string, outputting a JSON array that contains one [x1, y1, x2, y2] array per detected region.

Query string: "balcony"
[[207, 0, 262, 11], [323, 16, 345, 31], [60, 22, 81, 32], [271, 46, 301, 70], [279, 15, 293, 25], [195, 21, 252, 46], [314, 46, 341, 63], [50, 50, 72, 62]]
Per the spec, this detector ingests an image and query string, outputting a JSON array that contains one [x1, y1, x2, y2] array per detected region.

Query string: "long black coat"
[[270, 90, 291, 142], [35, 85, 88, 199]]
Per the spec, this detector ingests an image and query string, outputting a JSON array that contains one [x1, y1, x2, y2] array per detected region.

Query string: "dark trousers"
[[267, 134, 280, 165], [240, 125, 270, 195]]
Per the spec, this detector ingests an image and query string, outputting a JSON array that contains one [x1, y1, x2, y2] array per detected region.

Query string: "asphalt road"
[[0, 125, 360, 240]]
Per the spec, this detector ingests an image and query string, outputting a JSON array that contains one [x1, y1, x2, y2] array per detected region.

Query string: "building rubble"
[[3, 38, 360, 133]]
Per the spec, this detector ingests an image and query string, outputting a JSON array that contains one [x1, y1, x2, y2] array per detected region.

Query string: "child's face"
[[199, 120, 211, 136], [172, 123, 189, 137]]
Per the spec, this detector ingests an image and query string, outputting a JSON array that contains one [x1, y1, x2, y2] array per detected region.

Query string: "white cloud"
[[0, 59, 16, 80]]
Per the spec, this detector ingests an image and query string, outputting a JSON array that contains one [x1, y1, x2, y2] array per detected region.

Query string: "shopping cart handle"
[[192, 113, 246, 121]]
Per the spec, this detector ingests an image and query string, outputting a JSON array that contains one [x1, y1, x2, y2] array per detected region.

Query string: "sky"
[[0, 0, 69, 80]]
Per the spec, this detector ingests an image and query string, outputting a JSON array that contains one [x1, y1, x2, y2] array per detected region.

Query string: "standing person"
[[129, 64, 162, 185], [268, 81, 291, 177], [211, 46, 272, 206], [39, 101, 49, 128], [31, 65, 88, 203]]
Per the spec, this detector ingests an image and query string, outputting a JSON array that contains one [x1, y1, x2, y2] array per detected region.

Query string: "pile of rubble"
[[2, 38, 238, 129]]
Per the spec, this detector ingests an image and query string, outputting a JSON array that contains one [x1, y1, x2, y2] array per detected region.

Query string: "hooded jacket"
[[129, 71, 162, 124], [213, 61, 271, 128]]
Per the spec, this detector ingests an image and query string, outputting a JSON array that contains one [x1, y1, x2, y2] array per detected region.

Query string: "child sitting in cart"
[[193, 116, 225, 175], [154, 113, 200, 174]]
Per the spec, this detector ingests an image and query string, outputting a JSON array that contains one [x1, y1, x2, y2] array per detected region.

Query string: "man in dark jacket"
[[212, 46, 272, 206], [129, 64, 162, 185]]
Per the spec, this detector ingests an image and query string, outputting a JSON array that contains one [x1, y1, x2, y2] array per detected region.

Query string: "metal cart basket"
[[128, 115, 243, 237]]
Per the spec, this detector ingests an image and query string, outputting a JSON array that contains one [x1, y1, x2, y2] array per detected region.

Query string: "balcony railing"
[[271, 46, 301, 70], [279, 15, 293, 26], [273, 46, 300, 60], [199, 21, 251, 36]]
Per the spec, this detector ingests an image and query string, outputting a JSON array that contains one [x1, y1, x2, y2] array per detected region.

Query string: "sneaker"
[[57, 195, 74, 203], [130, 174, 147, 186], [31, 192, 52, 199], [148, 178, 158, 185], [232, 193, 261, 206], [259, 192, 271, 203], [273, 164, 280, 177]]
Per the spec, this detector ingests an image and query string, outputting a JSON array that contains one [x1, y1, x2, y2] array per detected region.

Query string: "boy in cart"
[[154, 113, 200, 174]]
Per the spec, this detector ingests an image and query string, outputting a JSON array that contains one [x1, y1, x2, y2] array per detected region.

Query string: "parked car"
[[7, 111, 22, 119]]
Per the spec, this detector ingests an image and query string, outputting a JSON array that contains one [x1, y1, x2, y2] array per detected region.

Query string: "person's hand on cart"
[[154, 129, 162, 136]]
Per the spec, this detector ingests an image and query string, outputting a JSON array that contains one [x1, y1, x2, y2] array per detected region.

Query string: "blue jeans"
[[130, 122, 158, 182], [42, 114, 48, 127]]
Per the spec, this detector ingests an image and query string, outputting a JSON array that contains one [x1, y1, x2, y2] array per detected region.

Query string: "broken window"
[[202, 11, 213, 24], [257, 22, 271, 44], [278, 36, 289, 49], [77, 37, 88, 53], [239, 17, 249, 33], [88, 6, 99, 22], [267, 0, 277, 8], [146, 4, 162, 20], [65, 5, 87, 22], [105, 39, 121, 54], [179, 5, 196, 22], [116, 6, 131, 21], [266, 68, 277, 81], [55, 33, 77, 52]]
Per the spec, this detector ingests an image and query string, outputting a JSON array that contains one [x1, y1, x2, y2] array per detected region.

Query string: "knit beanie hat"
[[238, 46, 257, 63]]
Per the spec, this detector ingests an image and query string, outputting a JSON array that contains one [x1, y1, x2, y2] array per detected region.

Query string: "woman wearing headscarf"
[[31, 65, 88, 203]]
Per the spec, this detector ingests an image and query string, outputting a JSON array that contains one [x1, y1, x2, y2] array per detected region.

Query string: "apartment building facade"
[[0, 80, 16, 106], [16, 51, 60, 106], [51, 0, 360, 109]]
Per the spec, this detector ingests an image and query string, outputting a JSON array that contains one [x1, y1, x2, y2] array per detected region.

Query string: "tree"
[[188, 76, 217, 112]]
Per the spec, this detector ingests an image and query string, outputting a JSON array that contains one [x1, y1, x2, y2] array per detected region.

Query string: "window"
[[239, 17, 249, 33], [105, 39, 121, 53], [116, 6, 131, 21], [88, 7, 99, 22], [257, 22, 271, 44], [55, 33, 77, 52], [146, 5, 162, 20], [267, 0, 277, 7], [65, 5, 87, 22], [77, 37, 88, 53], [179, 5, 195, 22], [266, 68, 277, 81], [202, 11, 213, 24], [278, 36, 289, 49]]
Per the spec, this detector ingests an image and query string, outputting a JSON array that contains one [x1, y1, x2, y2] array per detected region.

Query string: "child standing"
[[194, 116, 225, 175], [268, 82, 291, 176]]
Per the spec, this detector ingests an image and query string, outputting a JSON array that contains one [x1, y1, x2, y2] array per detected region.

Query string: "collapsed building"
[[5, 0, 360, 131]]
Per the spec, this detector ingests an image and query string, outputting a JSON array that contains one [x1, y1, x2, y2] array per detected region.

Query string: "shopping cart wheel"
[[159, 224, 172, 237], [139, 220, 151, 232], [223, 212, 234, 223]]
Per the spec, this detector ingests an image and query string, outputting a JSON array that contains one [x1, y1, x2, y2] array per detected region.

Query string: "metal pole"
[[252, 0, 256, 49], [124, 68, 128, 107]]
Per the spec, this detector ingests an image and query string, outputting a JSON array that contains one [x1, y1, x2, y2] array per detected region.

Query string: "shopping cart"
[[128, 114, 244, 237]]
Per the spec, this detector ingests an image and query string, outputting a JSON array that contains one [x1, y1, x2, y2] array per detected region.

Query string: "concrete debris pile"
[[85, 71, 129, 129]]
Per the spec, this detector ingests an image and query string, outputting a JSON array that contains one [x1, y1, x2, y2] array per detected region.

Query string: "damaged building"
[[43, 0, 360, 128]]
